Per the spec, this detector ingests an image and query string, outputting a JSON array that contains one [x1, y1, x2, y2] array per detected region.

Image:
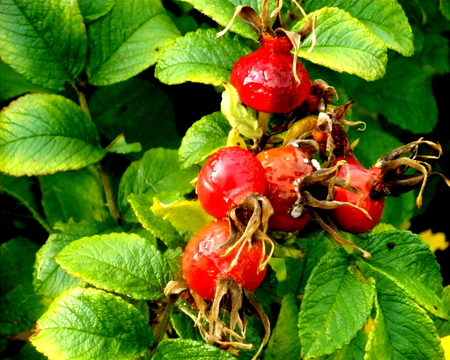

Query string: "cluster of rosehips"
[[167, 1, 446, 358]]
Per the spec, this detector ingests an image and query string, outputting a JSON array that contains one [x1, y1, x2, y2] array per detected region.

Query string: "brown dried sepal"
[[221, 193, 275, 273], [164, 278, 270, 360], [373, 138, 450, 208], [286, 152, 372, 257]]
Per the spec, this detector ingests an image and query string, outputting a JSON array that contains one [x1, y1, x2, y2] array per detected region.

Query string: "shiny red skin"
[[331, 156, 385, 234], [230, 34, 311, 114], [257, 146, 316, 232], [197, 146, 267, 219], [182, 220, 267, 301]]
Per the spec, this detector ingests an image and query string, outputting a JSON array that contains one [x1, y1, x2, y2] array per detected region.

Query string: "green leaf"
[[15, 342, 48, 360], [296, 230, 334, 295], [434, 285, 450, 337], [128, 191, 186, 249], [293, 7, 387, 81], [359, 260, 446, 319], [87, 0, 180, 85], [298, 248, 376, 359], [153, 339, 236, 360], [78, 0, 114, 23], [34, 219, 121, 299], [254, 264, 278, 308], [0, 60, 53, 102], [170, 302, 204, 342], [55, 233, 171, 300], [151, 198, 214, 237], [178, 112, 231, 169], [155, 28, 252, 86], [342, 54, 438, 134], [106, 134, 142, 154], [440, 0, 450, 21], [39, 166, 111, 227], [118, 148, 198, 216], [380, 193, 416, 229], [89, 77, 180, 152], [358, 230, 443, 296], [34, 234, 87, 299], [31, 287, 153, 360], [221, 82, 263, 140], [365, 277, 445, 360], [419, 29, 450, 76], [0, 174, 51, 233], [320, 330, 367, 360], [265, 293, 301, 360], [0, 238, 51, 336], [303, 0, 414, 56], [178, 0, 257, 41], [0, 0, 86, 90], [364, 296, 393, 360], [0, 94, 106, 176]]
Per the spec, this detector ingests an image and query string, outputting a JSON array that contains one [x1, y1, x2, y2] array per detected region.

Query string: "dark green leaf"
[[317, 331, 367, 360], [170, 302, 204, 342], [0, 0, 86, 90], [293, 7, 387, 81], [0, 94, 106, 176], [78, 0, 115, 23], [87, 0, 180, 85], [34, 234, 87, 299], [303, 0, 414, 56], [39, 166, 112, 227], [31, 287, 153, 360], [299, 248, 376, 358], [357, 230, 443, 296], [0, 174, 51, 233], [265, 293, 301, 360], [118, 148, 198, 217], [0, 238, 51, 336], [434, 285, 450, 337], [342, 54, 438, 134], [359, 260, 446, 318], [56, 233, 172, 300], [153, 339, 236, 359], [440, 0, 450, 20], [34, 219, 121, 299], [254, 264, 278, 308], [418, 29, 450, 75], [365, 277, 445, 360], [296, 230, 334, 295], [0, 60, 53, 102], [14, 342, 48, 360], [178, 112, 231, 169], [89, 77, 180, 152], [155, 28, 252, 86]]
